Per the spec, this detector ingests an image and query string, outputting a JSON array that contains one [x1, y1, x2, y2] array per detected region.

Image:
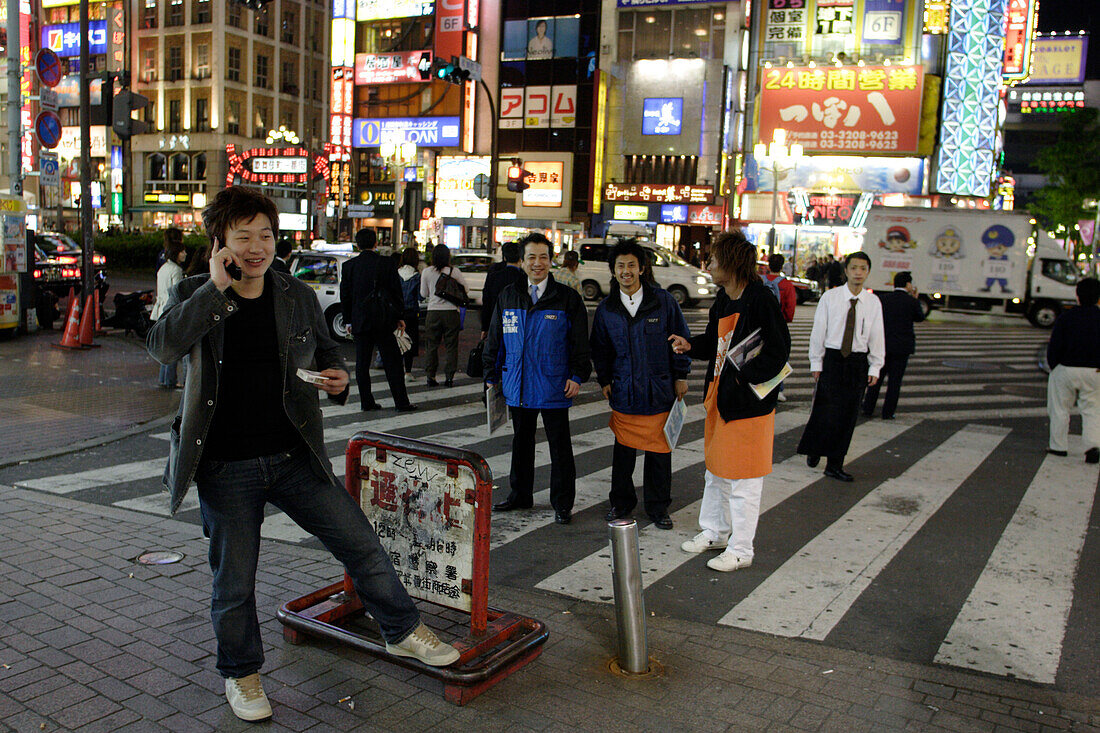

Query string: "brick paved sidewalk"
[[0, 329, 179, 467], [0, 485, 1097, 733]]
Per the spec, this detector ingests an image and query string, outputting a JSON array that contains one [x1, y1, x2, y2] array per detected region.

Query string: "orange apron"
[[610, 410, 671, 453], [703, 313, 774, 479]]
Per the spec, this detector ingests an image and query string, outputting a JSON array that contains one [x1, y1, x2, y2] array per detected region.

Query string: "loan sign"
[[757, 64, 923, 154]]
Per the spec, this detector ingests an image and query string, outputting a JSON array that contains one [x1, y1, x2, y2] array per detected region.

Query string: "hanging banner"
[[757, 65, 924, 154]]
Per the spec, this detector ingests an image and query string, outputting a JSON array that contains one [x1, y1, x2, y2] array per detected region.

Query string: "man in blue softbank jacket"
[[483, 233, 592, 525]]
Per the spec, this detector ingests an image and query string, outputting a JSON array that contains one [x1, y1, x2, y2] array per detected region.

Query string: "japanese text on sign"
[[604, 183, 714, 204], [757, 64, 923, 154], [359, 448, 476, 611]]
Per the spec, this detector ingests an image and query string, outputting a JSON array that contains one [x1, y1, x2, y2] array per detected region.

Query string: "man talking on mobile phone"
[[147, 187, 458, 723]]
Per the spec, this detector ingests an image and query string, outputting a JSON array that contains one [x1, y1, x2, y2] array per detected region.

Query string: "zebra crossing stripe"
[[718, 424, 1010, 638], [934, 438, 1099, 683], [17, 458, 165, 493], [114, 491, 199, 516], [534, 413, 906, 602]]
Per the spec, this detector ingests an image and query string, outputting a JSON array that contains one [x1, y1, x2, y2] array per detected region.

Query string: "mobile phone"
[[225, 261, 243, 280]]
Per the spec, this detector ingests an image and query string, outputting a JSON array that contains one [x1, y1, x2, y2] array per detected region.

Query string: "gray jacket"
[[147, 271, 346, 515]]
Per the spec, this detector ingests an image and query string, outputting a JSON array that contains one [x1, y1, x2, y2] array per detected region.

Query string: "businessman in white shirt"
[[797, 252, 885, 481]]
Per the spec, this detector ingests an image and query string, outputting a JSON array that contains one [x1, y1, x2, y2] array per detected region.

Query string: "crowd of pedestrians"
[[143, 186, 1099, 723]]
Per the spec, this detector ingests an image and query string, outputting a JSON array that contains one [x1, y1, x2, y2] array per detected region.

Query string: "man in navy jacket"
[[591, 240, 690, 528], [483, 233, 591, 524], [862, 270, 925, 419]]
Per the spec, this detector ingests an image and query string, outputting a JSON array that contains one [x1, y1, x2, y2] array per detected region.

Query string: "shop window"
[[226, 100, 240, 135], [142, 0, 157, 29], [194, 98, 209, 132], [149, 153, 167, 181], [167, 0, 183, 27], [171, 153, 189, 181], [193, 153, 207, 181], [227, 47, 241, 83], [632, 10, 671, 58], [168, 99, 181, 133]]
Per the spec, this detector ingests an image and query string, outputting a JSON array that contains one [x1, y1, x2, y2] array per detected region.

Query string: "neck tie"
[[840, 297, 858, 357], [530, 284, 539, 304]]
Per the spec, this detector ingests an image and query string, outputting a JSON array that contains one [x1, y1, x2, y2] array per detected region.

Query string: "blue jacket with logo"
[[482, 274, 591, 410], [591, 282, 691, 415]]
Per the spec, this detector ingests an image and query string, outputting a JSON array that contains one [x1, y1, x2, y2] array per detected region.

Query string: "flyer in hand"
[[486, 382, 508, 436], [725, 327, 763, 371], [663, 397, 688, 450], [749, 362, 793, 399]]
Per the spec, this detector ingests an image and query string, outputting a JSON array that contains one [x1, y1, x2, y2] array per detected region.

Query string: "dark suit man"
[[270, 239, 293, 273], [862, 270, 925, 419], [340, 228, 417, 412], [479, 240, 526, 337]]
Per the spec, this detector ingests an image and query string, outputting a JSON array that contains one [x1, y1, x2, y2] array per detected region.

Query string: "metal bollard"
[[608, 518, 649, 674]]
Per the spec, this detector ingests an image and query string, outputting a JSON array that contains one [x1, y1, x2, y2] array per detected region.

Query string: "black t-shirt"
[[204, 285, 303, 461]]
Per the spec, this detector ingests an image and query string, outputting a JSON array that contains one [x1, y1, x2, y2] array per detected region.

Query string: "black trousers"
[[354, 329, 411, 409], [508, 407, 575, 512], [797, 349, 869, 469], [609, 441, 672, 518], [863, 352, 910, 419]]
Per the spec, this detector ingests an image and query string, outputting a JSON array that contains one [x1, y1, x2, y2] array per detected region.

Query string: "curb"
[[0, 411, 176, 470]]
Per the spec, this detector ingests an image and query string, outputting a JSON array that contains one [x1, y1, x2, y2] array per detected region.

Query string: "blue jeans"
[[195, 447, 421, 679]]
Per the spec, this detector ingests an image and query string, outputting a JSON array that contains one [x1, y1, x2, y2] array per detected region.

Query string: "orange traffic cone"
[[78, 294, 100, 348], [53, 290, 84, 350]]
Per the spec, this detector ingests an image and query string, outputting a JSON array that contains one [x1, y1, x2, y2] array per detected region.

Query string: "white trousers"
[[698, 470, 764, 559], [1048, 365, 1100, 453]]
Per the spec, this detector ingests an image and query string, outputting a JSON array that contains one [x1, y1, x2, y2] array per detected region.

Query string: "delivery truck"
[[863, 208, 1079, 327]]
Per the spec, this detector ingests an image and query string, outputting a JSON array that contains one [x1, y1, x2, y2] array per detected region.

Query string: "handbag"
[[466, 339, 484, 378], [435, 267, 470, 307]]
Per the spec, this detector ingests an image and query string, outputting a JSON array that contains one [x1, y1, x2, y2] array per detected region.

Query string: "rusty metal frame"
[[277, 430, 549, 705]]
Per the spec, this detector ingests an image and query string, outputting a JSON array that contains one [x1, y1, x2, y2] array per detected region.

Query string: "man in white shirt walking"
[[797, 251, 885, 481]]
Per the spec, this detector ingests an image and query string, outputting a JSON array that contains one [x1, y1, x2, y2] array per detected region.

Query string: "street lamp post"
[[754, 128, 804, 258], [379, 136, 417, 248]]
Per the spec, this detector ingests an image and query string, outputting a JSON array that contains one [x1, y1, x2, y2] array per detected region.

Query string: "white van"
[[567, 239, 717, 306]]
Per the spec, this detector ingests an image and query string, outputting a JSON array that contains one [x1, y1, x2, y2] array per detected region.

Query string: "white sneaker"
[[405, 371, 415, 382], [707, 551, 753, 572], [777, 392, 787, 402], [386, 622, 460, 666], [680, 532, 728, 554], [225, 673, 272, 721]]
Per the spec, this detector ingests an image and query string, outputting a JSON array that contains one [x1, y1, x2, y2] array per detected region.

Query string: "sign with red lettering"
[[757, 64, 923, 154], [500, 88, 524, 128], [524, 86, 550, 128], [807, 193, 857, 224], [226, 145, 331, 187], [550, 85, 576, 127], [359, 446, 477, 611]]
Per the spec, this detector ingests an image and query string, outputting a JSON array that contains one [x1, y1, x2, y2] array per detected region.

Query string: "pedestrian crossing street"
[[4, 310, 1098, 690]]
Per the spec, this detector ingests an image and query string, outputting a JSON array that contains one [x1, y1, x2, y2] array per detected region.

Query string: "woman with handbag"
[[419, 244, 469, 387], [668, 230, 790, 572], [397, 247, 423, 381]]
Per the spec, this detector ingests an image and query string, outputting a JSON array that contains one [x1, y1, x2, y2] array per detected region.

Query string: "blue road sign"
[[35, 111, 63, 150]]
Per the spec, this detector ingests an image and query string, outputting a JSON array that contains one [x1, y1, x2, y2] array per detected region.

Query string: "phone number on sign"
[[817, 129, 900, 150]]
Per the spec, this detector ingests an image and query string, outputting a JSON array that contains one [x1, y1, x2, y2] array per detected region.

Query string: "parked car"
[[32, 231, 108, 299], [756, 261, 822, 305], [287, 248, 351, 340], [567, 239, 718, 306]]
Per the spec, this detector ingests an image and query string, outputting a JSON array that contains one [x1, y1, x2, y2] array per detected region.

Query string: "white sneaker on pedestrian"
[[777, 392, 787, 402], [225, 673, 272, 721], [706, 551, 752, 572], [385, 622, 460, 666], [680, 531, 728, 554], [405, 371, 415, 382]]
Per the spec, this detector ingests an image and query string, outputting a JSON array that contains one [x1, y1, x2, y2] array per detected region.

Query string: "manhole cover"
[[136, 550, 184, 565], [942, 360, 1000, 372]]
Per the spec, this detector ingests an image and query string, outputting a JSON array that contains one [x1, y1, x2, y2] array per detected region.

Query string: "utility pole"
[[6, 0, 22, 197], [478, 78, 497, 249], [79, 0, 93, 299]]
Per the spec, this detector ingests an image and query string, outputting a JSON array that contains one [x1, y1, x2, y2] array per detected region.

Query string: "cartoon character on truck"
[[978, 224, 1015, 294], [928, 227, 965, 291]]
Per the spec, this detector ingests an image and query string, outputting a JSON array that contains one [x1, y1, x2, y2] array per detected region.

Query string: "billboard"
[[354, 51, 432, 85], [435, 156, 490, 219], [642, 98, 684, 135], [743, 155, 925, 195], [521, 161, 565, 208], [604, 183, 713, 204], [356, 0, 432, 21], [756, 65, 923, 154], [499, 86, 576, 129], [501, 16, 580, 61], [1026, 36, 1088, 84], [41, 21, 106, 57], [352, 117, 461, 147], [933, 0, 1007, 196]]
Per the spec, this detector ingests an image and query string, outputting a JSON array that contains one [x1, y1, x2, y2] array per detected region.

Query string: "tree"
[[1028, 108, 1100, 254]]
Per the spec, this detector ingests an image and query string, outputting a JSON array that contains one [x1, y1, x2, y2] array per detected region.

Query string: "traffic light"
[[112, 88, 150, 140], [507, 162, 530, 193], [431, 56, 471, 86]]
